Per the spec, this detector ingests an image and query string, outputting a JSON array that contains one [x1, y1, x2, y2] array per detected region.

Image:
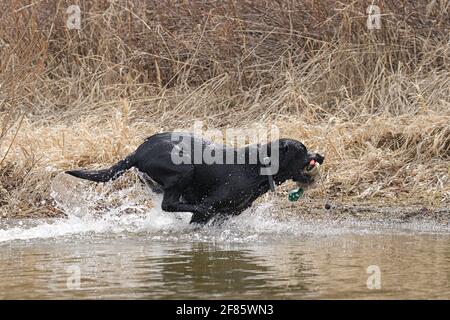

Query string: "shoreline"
[[2, 199, 450, 226]]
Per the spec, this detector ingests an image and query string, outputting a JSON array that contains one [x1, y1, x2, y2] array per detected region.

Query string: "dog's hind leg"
[[137, 171, 163, 194]]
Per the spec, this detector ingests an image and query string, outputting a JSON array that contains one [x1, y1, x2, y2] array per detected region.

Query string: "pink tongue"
[[309, 159, 316, 166]]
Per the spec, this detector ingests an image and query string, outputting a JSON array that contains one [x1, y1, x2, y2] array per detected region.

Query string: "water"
[[0, 173, 450, 299]]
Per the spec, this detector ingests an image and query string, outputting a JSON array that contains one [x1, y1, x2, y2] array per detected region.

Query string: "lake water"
[[2, 209, 450, 299], [1, 174, 449, 299]]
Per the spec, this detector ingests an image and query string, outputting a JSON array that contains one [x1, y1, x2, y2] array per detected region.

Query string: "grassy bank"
[[0, 0, 449, 218]]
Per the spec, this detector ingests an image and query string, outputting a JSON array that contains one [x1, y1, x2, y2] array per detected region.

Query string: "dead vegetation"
[[0, 0, 449, 217]]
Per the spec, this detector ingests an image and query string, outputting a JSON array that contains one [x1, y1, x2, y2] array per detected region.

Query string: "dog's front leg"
[[161, 188, 210, 217]]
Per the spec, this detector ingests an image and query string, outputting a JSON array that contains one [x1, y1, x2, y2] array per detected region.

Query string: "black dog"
[[66, 132, 324, 224]]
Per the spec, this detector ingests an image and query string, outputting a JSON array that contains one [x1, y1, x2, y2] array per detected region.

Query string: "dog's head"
[[274, 139, 324, 187]]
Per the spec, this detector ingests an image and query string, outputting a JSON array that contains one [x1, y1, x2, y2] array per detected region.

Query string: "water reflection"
[[147, 243, 314, 299]]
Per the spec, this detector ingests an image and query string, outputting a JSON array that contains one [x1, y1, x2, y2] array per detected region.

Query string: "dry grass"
[[0, 0, 449, 218]]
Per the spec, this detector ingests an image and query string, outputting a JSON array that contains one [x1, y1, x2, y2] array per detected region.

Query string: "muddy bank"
[[5, 200, 450, 226], [276, 200, 450, 225]]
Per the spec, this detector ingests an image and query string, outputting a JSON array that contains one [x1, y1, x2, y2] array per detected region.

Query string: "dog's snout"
[[316, 153, 324, 164], [308, 152, 324, 164]]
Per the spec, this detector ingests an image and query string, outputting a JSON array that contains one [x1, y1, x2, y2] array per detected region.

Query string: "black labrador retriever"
[[66, 132, 324, 224]]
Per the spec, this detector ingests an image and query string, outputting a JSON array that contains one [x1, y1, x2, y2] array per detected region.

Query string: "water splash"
[[1, 171, 449, 243]]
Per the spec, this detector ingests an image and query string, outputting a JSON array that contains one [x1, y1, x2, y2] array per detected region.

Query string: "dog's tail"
[[66, 153, 136, 183]]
